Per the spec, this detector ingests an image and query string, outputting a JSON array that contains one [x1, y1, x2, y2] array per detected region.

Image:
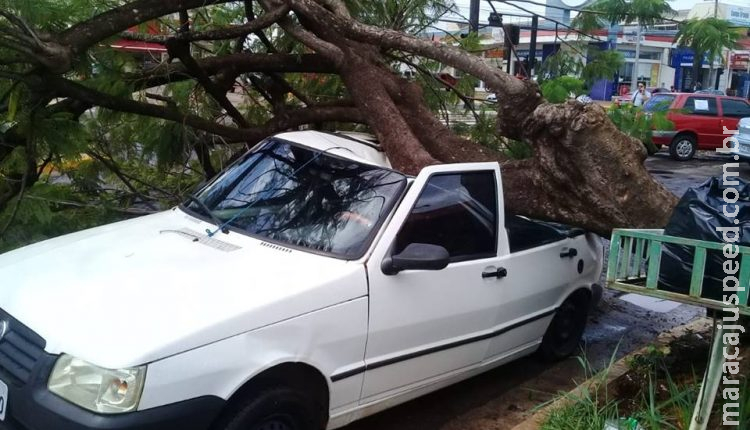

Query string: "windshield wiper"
[[184, 194, 229, 235]]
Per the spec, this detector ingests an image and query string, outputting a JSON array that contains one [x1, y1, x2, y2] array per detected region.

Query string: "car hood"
[[0, 209, 367, 369]]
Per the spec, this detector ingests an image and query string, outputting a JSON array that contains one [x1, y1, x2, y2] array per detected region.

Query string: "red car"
[[646, 93, 750, 160]]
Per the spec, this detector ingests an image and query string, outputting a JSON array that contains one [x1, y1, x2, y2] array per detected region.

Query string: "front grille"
[[0, 310, 45, 386]]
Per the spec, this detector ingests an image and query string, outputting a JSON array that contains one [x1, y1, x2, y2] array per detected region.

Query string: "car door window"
[[643, 94, 676, 112], [684, 97, 718, 116], [394, 171, 497, 262], [721, 99, 750, 118]]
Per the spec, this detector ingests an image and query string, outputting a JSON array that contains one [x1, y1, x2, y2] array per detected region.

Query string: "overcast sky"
[[449, 0, 748, 22]]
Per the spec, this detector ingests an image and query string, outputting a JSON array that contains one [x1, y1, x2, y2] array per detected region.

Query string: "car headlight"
[[48, 354, 146, 414]]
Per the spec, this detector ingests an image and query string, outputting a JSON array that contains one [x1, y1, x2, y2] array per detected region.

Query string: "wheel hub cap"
[[676, 140, 692, 158]]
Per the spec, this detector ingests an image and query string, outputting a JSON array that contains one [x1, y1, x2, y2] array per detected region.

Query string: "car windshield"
[[183, 138, 407, 259], [644, 94, 675, 112]]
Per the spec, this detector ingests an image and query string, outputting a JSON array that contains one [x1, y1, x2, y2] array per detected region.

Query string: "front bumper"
[[0, 376, 224, 430], [0, 310, 224, 430]]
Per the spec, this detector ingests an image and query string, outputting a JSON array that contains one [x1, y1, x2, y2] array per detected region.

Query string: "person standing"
[[632, 82, 651, 106]]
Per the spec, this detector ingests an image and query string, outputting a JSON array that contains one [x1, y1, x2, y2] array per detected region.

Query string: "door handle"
[[560, 247, 578, 259], [482, 267, 508, 279]]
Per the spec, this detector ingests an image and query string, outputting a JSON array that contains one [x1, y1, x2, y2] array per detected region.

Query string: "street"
[[341, 150, 747, 430]]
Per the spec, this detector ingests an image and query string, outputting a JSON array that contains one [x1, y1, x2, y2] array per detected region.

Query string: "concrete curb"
[[510, 317, 712, 430]]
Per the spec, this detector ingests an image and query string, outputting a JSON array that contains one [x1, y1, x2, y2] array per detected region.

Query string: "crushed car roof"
[[274, 130, 391, 169]]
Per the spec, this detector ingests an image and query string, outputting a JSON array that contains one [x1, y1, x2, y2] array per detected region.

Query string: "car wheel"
[[539, 293, 590, 362], [669, 134, 697, 161], [214, 387, 323, 430]]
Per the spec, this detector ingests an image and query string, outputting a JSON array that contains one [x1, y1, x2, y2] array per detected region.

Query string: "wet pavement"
[[646, 150, 750, 196], [341, 151, 735, 430]]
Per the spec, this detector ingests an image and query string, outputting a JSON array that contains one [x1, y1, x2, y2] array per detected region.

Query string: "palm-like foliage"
[[676, 17, 740, 90], [572, 0, 675, 32], [582, 49, 624, 85], [676, 17, 741, 65]]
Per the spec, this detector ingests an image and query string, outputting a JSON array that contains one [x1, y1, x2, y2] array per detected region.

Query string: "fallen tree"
[[0, 0, 677, 237]]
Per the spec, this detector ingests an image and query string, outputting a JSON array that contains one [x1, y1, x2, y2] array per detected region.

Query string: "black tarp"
[[659, 177, 750, 300]]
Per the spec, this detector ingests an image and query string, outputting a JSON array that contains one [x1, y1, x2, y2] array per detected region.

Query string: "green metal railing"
[[606, 228, 750, 430], [607, 228, 750, 315]]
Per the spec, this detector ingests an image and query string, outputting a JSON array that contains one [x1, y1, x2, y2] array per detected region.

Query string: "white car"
[[733, 117, 750, 162], [0, 131, 603, 430]]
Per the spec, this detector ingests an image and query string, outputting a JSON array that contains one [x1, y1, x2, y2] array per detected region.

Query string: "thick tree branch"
[[44, 75, 252, 141], [165, 39, 251, 128], [43, 74, 363, 143], [338, 49, 436, 174], [119, 5, 289, 43], [180, 5, 288, 42], [259, 0, 343, 64], [128, 52, 336, 89], [0, 11, 42, 45], [0, 37, 34, 57], [60, 0, 235, 53], [288, 0, 539, 139]]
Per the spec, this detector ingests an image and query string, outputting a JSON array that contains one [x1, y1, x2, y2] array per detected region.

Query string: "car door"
[[483, 218, 601, 360], [361, 163, 506, 401], [680, 96, 723, 148], [720, 98, 750, 136]]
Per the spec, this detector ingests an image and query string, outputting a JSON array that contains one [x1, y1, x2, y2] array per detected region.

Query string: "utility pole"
[[529, 15, 538, 78], [630, 22, 641, 89], [470, 0, 480, 34], [726, 52, 734, 93]]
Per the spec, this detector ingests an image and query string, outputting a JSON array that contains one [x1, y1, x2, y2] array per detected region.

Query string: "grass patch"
[[540, 332, 748, 429]]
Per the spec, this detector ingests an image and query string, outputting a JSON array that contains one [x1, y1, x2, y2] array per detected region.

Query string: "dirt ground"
[[341, 150, 747, 430]]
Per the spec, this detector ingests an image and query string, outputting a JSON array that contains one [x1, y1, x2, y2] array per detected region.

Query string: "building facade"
[[431, 1, 750, 99]]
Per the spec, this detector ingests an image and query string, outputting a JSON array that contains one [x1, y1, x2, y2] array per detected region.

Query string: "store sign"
[[618, 50, 661, 60], [728, 6, 750, 27], [670, 49, 719, 67], [730, 53, 750, 69], [623, 34, 645, 43]]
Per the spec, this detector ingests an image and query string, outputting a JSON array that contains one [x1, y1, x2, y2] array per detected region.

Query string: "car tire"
[[669, 134, 697, 161], [539, 292, 590, 362], [213, 387, 324, 430]]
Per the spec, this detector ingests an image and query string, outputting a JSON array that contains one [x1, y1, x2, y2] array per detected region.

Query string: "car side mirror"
[[381, 243, 450, 275]]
